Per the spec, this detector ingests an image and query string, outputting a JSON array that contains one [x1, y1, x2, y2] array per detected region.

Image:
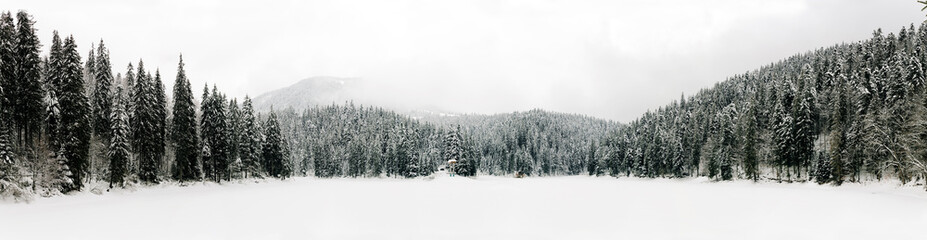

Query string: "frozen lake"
[[1, 174, 925, 240]]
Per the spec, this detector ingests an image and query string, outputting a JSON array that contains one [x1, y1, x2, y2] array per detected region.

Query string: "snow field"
[[0, 174, 925, 240]]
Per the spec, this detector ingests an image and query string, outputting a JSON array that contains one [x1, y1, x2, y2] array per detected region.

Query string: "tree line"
[[593, 23, 927, 189], [270, 106, 615, 179], [0, 11, 291, 201]]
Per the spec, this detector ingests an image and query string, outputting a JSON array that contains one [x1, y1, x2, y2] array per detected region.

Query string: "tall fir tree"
[[200, 86, 230, 182], [200, 84, 212, 180], [108, 86, 129, 188], [227, 98, 241, 177], [171, 55, 200, 182], [261, 110, 289, 179], [11, 11, 45, 147], [91, 40, 113, 140], [153, 70, 166, 177], [0, 12, 13, 125], [55, 35, 91, 191], [131, 60, 161, 183], [741, 99, 760, 182], [238, 96, 260, 178]]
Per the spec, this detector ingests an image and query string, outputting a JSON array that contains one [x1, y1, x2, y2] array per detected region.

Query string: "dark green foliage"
[[261, 111, 289, 178], [170, 55, 200, 182], [108, 86, 129, 188], [238, 96, 261, 178], [131, 61, 162, 183], [200, 85, 231, 182], [92, 40, 113, 140], [10, 11, 44, 145], [741, 100, 759, 182], [814, 151, 831, 184], [53, 35, 91, 191]]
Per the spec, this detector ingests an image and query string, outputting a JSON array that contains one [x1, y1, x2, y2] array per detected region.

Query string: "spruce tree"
[[0, 12, 13, 123], [199, 84, 213, 180], [131, 61, 161, 183], [793, 73, 816, 180], [91, 40, 113, 140], [443, 126, 462, 175], [262, 111, 289, 178], [829, 78, 848, 185], [108, 86, 129, 188], [171, 55, 200, 182], [153, 70, 166, 177], [742, 100, 759, 182], [56, 35, 91, 191], [814, 151, 832, 184], [238, 96, 259, 178], [83, 44, 95, 97], [11, 11, 45, 146], [200, 85, 230, 182], [227, 98, 241, 177]]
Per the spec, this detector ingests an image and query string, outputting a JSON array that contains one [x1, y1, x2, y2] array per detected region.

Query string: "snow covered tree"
[[0, 12, 13, 124], [53, 35, 91, 191], [83, 44, 95, 98], [131, 61, 163, 183], [108, 86, 129, 188], [200, 85, 231, 182], [227, 98, 241, 177], [9, 11, 45, 147], [814, 151, 832, 184], [171, 55, 200, 182], [153, 70, 167, 176], [262, 111, 289, 179], [792, 67, 817, 180], [740, 99, 760, 182], [237, 96, 260, 178], [443, 125, 463, 174], [829, 77, 849, 184]]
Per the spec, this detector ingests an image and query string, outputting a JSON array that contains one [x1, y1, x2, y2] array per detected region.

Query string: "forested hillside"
[[598, 23, 927, 188], [270, 105, 615, 178], [0, 11, 292, 201]]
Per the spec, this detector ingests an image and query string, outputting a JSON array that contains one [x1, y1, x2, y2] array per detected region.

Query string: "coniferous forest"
[[2, 10, 927, 202], [0, 11, 291, 200]]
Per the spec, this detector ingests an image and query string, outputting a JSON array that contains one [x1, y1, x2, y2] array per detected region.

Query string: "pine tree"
[[741, 99, 760, 182], [83, 44, 95, 98], [11, 11, 45, 146], [0, 12, 11, 188], [153, 70, 166, 177], [200, 85, 230, 182], [171, 55, 200, 182], [227, 98, 241, 177], [131, 61, 161, 183], [0, 12, 13, 125], [55, 35, 91, 191], [262, 111, 289, 178], [443, 125, 463, 175], [238, 96, 259, 178], [829, 77, 848, 185], [108, 86, 129, 188], [814, 151, 832, 184], [91, 40, 113, 139]]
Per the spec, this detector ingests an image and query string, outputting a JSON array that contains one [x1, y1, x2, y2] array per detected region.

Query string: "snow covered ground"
[[1, 173, 925, 240]]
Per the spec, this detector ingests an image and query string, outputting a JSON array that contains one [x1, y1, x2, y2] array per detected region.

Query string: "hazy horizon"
[[5, 0, 926, 122]]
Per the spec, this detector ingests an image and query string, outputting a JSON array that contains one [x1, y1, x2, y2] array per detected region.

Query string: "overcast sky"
[[6, 0, 926, 122]]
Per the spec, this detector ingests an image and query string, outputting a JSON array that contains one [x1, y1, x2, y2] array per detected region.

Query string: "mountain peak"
[[252, 76, 360, 111]]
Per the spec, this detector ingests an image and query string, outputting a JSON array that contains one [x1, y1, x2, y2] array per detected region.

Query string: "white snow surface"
[[1, 174, 926, 240]]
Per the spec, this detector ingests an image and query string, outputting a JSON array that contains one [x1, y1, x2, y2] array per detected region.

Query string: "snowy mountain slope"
[[251, 76, 361, 111]]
